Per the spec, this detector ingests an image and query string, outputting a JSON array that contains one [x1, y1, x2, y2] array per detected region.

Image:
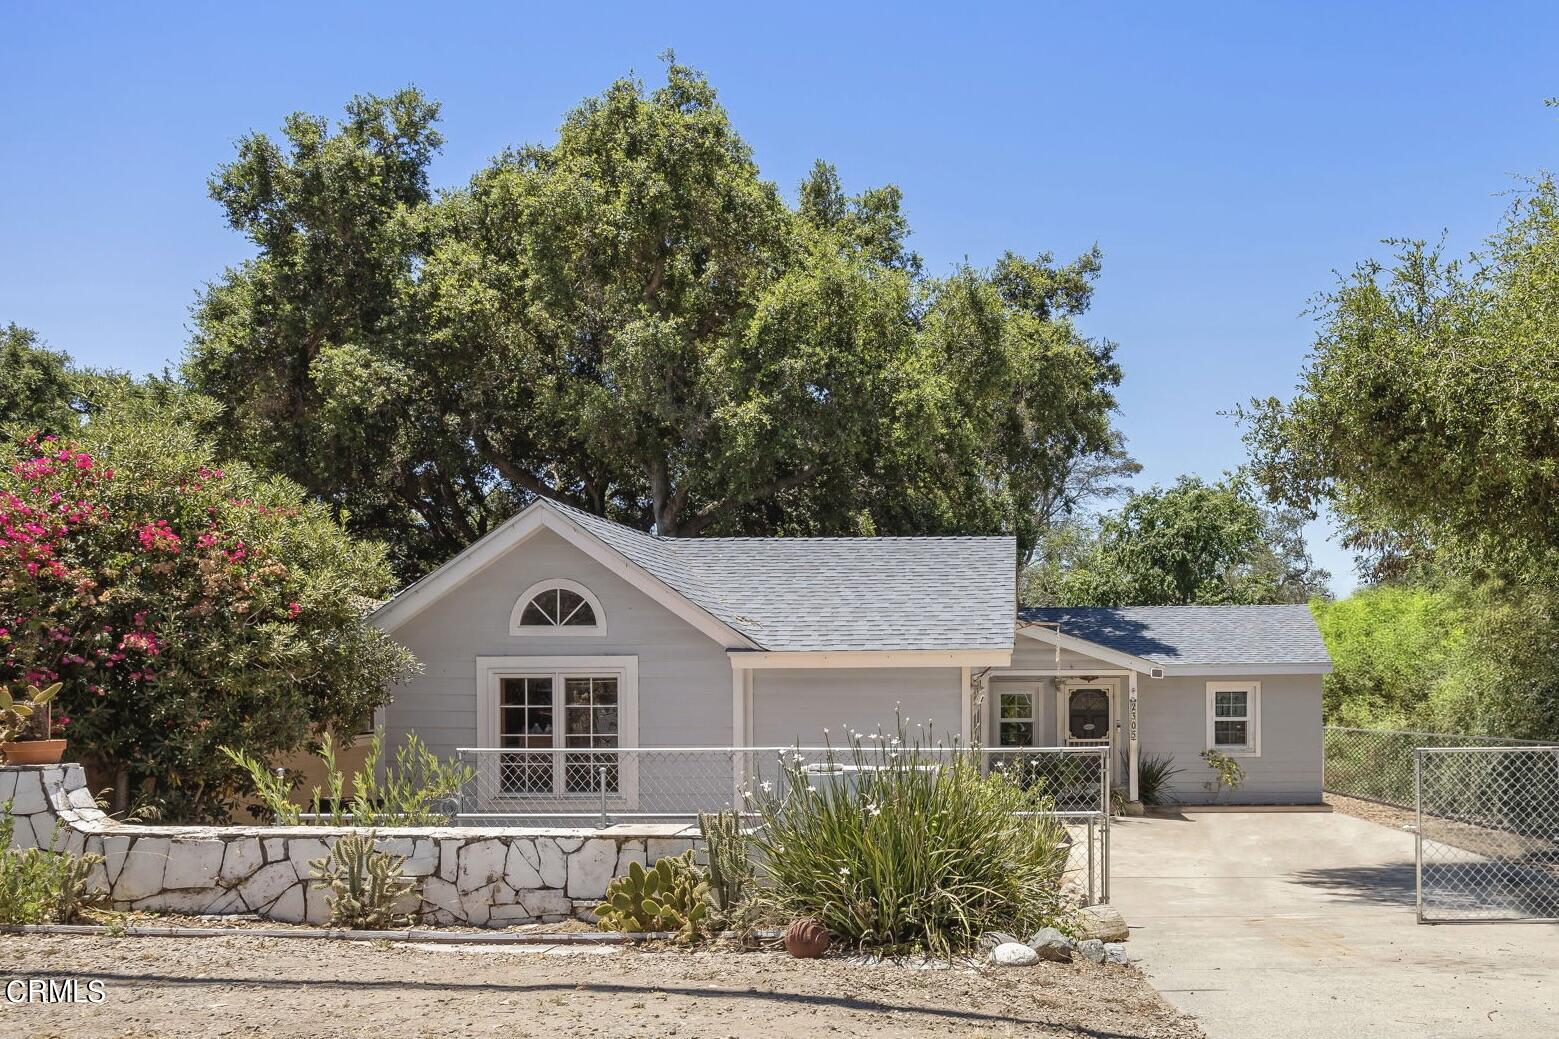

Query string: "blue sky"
[[4, 3, 1555, 594]]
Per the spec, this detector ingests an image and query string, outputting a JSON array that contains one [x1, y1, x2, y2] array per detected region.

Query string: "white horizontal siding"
[[383, 528, 733, 763], [1138, 674, 1322, 804], [752, 667, 963, 748]]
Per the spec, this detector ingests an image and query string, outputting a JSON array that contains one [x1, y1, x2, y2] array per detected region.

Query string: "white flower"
[[838, 866, 850, 877], [760, 780, 774, 793], [866, 802, 881, 816]]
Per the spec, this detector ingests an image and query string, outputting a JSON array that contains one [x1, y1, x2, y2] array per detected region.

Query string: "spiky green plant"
[[744, 718, 1071, 956], [308, 830, 416, 930], [1135, 752, 1183, 806], [697, 810, 754, 913], [0, 682, 61, 748], [594, 853, 711, 942]]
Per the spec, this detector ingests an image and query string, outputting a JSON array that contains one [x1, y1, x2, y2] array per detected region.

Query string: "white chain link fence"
[[1415, 746, 1559, 923], [453, 745, 1112, 902]]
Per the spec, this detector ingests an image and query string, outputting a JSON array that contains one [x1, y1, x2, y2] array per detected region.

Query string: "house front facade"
[[370, 499, 1331, 809]]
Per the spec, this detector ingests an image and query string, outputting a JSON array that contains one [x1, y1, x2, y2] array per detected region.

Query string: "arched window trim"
[[509, 578, 607, 637]]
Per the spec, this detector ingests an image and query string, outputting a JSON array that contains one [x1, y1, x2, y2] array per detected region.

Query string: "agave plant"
[[0, 683, 62, 746]]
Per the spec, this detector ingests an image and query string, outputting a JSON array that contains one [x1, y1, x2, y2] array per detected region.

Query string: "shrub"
[[594, 854, 711, 942], [0, 805, 104, 924], [745, 724, 1070, 956], [307, 830, 416, 930], [1200, 749, 1245, 800], [225, 731, 472, 827], [0, 395, 419, 821], [1135, 752, 1182, 806]]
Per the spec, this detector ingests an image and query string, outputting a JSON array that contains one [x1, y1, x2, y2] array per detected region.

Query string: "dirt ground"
[[0, 933, 1202, 1039], [1324, 792, 1415, 830]]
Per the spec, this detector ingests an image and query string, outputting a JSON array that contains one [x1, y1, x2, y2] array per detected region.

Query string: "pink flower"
[[287, 602, 301, 619], [137, 520, 182, 554]]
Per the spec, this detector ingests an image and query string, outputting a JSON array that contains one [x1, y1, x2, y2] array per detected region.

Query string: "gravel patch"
[[1324, 793, 1416, 832], [0, 933, 1202, 1038]]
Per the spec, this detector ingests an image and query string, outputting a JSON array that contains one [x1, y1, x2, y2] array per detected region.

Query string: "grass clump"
[[745, 721, 1071, 956]]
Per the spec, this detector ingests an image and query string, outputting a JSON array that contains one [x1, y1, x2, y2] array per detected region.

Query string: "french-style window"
[[510, 580, 605, 636], [1206, 682, 1260, 755], [998, 690, 1035, 747], [478, 657, 639, 805], [497, 674, 620, 796]]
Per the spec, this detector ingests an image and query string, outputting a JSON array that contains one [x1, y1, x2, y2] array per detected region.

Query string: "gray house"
[[370, 498, 1331, 808]]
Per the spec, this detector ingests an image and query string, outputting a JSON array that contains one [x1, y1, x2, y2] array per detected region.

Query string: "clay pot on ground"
[[782, 917, 831, 958], [0, 738, 68, 765]]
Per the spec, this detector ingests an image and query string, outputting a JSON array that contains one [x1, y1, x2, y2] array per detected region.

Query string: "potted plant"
[[0, 682, 67, 765]]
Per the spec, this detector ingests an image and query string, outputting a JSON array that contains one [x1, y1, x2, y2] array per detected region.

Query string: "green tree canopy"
[[1242, 178, 1559, 582], [0, 324, 80, 436], [0, 393, 417, 820], [1033, 475, 1330, 606], [186, 62, 1126, 578]]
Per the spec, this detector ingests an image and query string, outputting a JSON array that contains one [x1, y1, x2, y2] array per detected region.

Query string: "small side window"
[[1205, 682, 1260, 756], [510, 580, 606, 636]]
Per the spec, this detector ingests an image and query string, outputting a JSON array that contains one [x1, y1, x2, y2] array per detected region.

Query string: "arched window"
[[510, 579, 606, 636]]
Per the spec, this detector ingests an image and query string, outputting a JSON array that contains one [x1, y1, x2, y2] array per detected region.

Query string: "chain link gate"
[[1415, 746, 1559, 923]]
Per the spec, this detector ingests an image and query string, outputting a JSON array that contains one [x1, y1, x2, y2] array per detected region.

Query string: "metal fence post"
[[1086, 815, 1096, 906], [599, 765, 609, 827], [1414, 748, 1424, 924]]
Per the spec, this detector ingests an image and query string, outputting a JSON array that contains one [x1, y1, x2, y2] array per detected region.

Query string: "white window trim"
[[475, 655, 640, 809], [1205, 680, 1261, 757], [509, 578, 607, 637]]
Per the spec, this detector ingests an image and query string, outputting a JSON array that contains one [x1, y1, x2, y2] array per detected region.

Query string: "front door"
[[1063, 684, 1113, 747]]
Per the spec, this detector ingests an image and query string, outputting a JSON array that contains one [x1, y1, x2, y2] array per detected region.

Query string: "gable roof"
[[374, 498, 1017, 654], [1017, 604, 1331, 674]]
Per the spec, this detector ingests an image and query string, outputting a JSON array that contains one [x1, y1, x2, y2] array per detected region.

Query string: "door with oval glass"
[[1058, 680, 1115, 748]]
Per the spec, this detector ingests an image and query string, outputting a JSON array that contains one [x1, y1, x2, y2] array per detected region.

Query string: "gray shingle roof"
[[547, 500, 1017, 651], [1017, 605, 1330, 667]]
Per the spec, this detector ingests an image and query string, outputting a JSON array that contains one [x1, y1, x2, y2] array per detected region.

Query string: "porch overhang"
[[726, 648, 1012, 670]]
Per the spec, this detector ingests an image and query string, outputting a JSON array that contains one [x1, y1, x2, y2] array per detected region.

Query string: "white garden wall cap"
[[1018, 604, 1332, 672], [374, 496, 1018, 653]]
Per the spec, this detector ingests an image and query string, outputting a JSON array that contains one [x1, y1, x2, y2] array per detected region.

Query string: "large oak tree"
[[187, 62, 1125, 578]]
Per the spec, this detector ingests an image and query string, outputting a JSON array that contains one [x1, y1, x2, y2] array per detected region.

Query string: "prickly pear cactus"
[[308, 831, 417, 930], [594, 851, 711, 942]]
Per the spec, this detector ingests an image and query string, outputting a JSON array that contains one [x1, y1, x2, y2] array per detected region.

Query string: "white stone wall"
[[0, 764, 700, 928]]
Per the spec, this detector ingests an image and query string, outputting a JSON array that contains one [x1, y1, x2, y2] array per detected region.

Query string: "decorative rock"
[[288, 838, 330, 881], [268, 883, 306, 923], [101, 835, 134, 886], [1104, 942, 1130, 965], [114, 837, 170, 901], [518, 889, 572, 918], [219, 840, 263, 886], [1071, 904, 1129, 942], [1026, 927, 1075, 963], [565, 839, 617, 900], [537, 838, 568, 888], [614, 839, 646, 876], [305, 881, 331, 925], [238, 861, 299, 912], [163, 839, 225, 890], [783, 918, 831, 958], [979, 931, 1021, 952], [404, 838, 438, 878], [439, 839, 460, 882], [457, 839, 507, 894], [421, 877, 463, 920], [10, 772, 46, 815], [1078, 938, 1107, 964], [992, 942, 1040, 966], [504, 841, 543, 889]]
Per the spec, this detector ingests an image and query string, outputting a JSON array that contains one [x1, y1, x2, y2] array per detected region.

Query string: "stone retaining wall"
[[0, 764, 701, 927]]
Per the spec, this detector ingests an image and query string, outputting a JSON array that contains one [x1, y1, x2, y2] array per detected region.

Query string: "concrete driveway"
[[1110, 810, 1559, 1038]]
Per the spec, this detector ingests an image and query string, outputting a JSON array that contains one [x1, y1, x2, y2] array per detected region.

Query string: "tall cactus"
[[698, 810, 754, 912], [308, 831, 416, 929]]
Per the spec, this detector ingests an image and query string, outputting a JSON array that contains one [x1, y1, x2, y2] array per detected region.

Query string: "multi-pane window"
[[1207, 683, 1259, 754], [498, 674, 620, 795], [518, 587, 597, 628], [998, 691, 1034, 747]]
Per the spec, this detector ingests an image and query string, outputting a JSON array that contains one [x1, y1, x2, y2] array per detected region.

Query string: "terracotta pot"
[[782, 917, 831, 958], [1, 739, 67, 765]]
